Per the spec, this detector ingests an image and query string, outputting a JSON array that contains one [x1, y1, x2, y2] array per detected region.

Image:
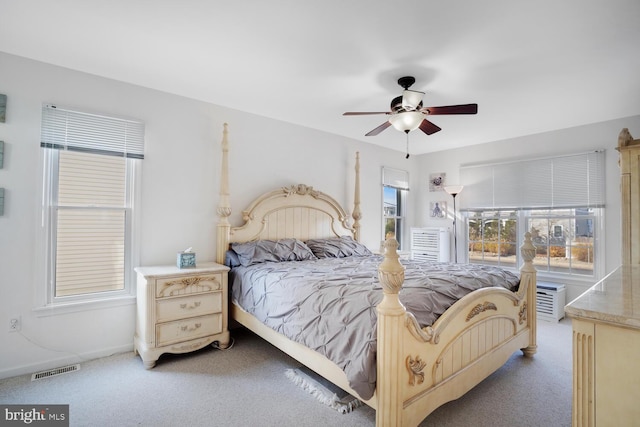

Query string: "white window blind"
[[54, 151, 127, 296], [382, 167, 410, 190], [41, 104, 145, 159], [40, 104, 144, 300], [460, 151, 605, 210]]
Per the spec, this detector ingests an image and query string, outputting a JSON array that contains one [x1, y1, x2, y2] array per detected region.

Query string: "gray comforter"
[[230, 255, 520, 400]]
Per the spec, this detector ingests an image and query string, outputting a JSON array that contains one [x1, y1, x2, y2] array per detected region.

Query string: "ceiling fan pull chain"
[[405, 131, 410, 159]]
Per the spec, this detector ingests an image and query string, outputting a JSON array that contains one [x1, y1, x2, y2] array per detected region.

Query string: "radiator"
[[536, 282, 566, 322], [410, 227, 450, 262]]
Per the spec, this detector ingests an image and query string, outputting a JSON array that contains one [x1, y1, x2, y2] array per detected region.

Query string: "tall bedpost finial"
[[378, 239, 405, 296], [217, 123, 231, 222], [352, 151, 362, 242], [520, 231, 536, 272], [216, 123, 231, 264], [519, 231, 537, 357], [376, 237, 406, 426]]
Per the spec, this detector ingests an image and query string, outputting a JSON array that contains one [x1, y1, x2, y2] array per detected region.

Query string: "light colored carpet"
[[0, 318, 572, 426]]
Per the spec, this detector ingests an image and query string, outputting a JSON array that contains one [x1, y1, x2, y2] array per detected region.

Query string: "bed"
[[214, 124, 537, 426]]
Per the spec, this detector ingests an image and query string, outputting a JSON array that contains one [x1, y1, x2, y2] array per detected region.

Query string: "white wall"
[[1, 50, 637, 378], [415, 115, 640, 301], [0, 52, 413, 379]]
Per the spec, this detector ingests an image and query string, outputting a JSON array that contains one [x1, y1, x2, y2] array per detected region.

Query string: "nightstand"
[[134, 262, 230, 368]]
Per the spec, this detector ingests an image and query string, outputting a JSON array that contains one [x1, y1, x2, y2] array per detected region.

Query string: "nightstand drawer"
[[155, 273, 223, 298], [156, 292, 222, 323], [156, 314, 222, 347]]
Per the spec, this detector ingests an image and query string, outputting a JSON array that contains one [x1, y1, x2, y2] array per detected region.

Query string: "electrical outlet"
[[9, 316, 21, 332]]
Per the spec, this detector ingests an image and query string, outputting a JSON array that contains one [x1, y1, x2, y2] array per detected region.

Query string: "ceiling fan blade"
[[419, 119, 442, 135], [365, 121, 392, 136], [343, 111, 390, 116], [423, 103, 478, 115]]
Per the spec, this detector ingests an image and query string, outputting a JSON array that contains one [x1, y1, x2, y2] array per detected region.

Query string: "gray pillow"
[[230, 238, 317, 266], [225, 250, 242, 268], [305, 235, 372, 258]]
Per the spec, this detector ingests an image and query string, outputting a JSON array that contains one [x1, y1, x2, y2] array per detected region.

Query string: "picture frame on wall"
[[430, 201, 447, 219], [429, 172, 446, 191], [0, 94, 6, 123]]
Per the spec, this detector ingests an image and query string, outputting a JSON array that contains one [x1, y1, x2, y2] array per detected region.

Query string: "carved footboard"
[[376, 235, 537, 427]]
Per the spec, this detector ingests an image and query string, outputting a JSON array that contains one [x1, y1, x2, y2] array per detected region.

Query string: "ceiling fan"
[[343, 76, 478, 137]]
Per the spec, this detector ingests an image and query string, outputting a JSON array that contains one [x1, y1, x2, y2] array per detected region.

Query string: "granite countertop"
[[565, 264, 640, 329]]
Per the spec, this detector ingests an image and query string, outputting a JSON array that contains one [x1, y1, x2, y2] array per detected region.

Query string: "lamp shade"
[[401, 90, 424, 110], [444, 185, 464, 196], [389, 111, 424, 132]]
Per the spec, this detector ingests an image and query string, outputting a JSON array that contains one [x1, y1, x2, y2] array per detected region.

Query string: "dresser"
[[565, 265, 640, 426], [134, 262, 230, 368], [617, 132, 640, 264], [564, 129, 640, 426]]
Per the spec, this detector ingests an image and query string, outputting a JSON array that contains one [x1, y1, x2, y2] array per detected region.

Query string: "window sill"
[[535, 272, 597, 285], [33, 294, 136, 317]]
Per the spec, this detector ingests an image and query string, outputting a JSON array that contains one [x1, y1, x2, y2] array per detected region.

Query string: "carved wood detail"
[[159, 275, 221, 297], [466, 302, 497, 321], [519, 302, 527, 324], [171, 339, 212, 353], [180, 322, 202, 332], [281, 184, 320, 198], [407, 355, 427, 386], [573, 326, 595, 425], [405, 312, 437, 344]]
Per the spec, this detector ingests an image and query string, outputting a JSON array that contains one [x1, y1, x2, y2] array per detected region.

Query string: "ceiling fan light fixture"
[[389, 111, 424, 132], [401, 90, 424, 110]]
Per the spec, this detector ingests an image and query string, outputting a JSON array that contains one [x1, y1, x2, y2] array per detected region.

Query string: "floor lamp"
[[444, 185, 464, 263]]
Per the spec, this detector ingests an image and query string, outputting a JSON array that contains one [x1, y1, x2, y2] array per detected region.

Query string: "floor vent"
[[31, 364, 81, 381]]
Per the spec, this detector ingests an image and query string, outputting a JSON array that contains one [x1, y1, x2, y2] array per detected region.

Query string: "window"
[[40, 105, 144, 306], [468, 210, 518, 269], [382, 167, 409, 249], [527, 208, 596, 276], [468, 208, 599, 277], [461, 151, 604, 281]]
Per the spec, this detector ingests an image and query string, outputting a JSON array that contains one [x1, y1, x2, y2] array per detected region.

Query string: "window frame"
[[465, 207, 603, 284], [467, 210, 519, 270], [35, 106, 143, 315], [524, 207, 600, 278], [382, 167, 409, 250], [36, 150, 140, 314], [382, 185, 407, 250]]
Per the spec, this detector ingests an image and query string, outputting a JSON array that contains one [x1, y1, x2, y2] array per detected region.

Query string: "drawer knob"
[[180, 323, 202, 332], [180, 301, 202, 310]]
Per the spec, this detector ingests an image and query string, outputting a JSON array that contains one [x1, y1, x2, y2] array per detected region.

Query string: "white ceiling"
[[1, 0, 639, 155]]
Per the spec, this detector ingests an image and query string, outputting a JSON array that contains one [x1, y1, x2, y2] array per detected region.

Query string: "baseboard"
[[0, 343, 134, 381]]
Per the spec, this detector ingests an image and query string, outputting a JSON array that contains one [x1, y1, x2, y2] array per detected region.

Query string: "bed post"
[[216, 123, 231, 265], [519, 231, 537, 356], [376, 238, 406, 426], [352, 151, 362, 242]]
